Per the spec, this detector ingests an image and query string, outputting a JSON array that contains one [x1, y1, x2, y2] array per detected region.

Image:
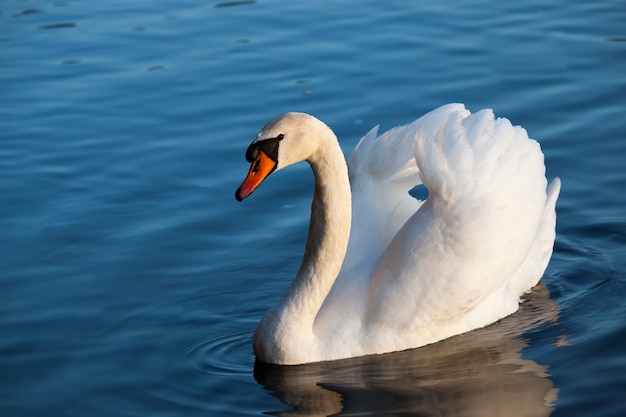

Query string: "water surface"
[[1, 0, 625, 416]]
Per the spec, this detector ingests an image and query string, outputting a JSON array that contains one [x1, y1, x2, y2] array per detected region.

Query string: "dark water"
[[2, 0, 625, 416]]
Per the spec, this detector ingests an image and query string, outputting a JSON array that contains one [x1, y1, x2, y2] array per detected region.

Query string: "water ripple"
[[39, 22, 76, 30], [181, 331, 254, 378], [214, 0, 256, 8]]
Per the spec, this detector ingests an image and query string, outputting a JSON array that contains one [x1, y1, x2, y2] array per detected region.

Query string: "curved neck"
[[279, 134, 352, 331]]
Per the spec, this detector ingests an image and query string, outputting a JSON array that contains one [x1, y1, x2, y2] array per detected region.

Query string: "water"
[[1, 0, 625, 415]]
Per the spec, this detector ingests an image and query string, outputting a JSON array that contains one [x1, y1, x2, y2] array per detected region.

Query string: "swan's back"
[[318, 105, 560, 356]]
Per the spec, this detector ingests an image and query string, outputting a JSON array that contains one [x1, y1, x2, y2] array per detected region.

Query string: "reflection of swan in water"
[[254, 283, 560, 417]]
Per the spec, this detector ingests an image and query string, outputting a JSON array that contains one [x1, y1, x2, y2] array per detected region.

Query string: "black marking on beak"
[[245, 134, 283, 165]]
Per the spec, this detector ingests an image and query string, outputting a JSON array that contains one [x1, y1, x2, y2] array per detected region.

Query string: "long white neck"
[[253, 129, 352, 363], [291, 137, 352, 322]]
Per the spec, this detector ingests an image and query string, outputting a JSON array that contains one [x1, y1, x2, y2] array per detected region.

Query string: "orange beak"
[[235, 150, 277, 201]]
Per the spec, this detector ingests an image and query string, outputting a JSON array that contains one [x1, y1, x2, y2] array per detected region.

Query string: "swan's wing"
[[342, 103, 468, 273], [367, 108, 558, 337], [316, 105, 469, 332]]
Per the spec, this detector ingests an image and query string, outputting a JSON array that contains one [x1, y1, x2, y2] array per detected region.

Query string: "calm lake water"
[[2, 0, 625, 415]]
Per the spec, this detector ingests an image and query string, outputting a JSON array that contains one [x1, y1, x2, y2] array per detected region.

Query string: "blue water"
[[1, 0, 625, 415]]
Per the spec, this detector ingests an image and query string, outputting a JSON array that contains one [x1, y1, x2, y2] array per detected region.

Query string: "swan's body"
[[235, 104, 560, 365]]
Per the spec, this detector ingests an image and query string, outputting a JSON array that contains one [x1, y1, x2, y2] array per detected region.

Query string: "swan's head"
[[235, 112, 331, 201]]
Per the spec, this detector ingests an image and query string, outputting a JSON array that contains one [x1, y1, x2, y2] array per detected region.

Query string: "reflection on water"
[[255, 284, 559, 417]]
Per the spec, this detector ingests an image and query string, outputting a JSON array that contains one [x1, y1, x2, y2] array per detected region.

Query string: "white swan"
[[235, 104, 560, 365]]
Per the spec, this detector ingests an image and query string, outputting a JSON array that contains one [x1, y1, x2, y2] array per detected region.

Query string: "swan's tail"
[[506, 176, 561, 297]]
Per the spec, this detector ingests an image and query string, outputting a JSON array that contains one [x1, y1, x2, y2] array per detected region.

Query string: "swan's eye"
[[277, 134, 284, 141]]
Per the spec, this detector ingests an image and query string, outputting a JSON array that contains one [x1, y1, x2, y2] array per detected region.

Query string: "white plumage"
[[236, 104, 560, 365]]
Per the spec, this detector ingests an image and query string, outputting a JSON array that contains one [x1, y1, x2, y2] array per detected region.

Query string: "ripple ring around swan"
[[181, 331, 254, 377]]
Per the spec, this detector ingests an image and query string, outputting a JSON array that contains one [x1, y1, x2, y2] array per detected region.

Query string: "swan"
[[235, 104, 560, 365]]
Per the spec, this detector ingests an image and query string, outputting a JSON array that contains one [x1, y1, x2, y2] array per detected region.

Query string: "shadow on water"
[[254, 283, 559, 417]]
